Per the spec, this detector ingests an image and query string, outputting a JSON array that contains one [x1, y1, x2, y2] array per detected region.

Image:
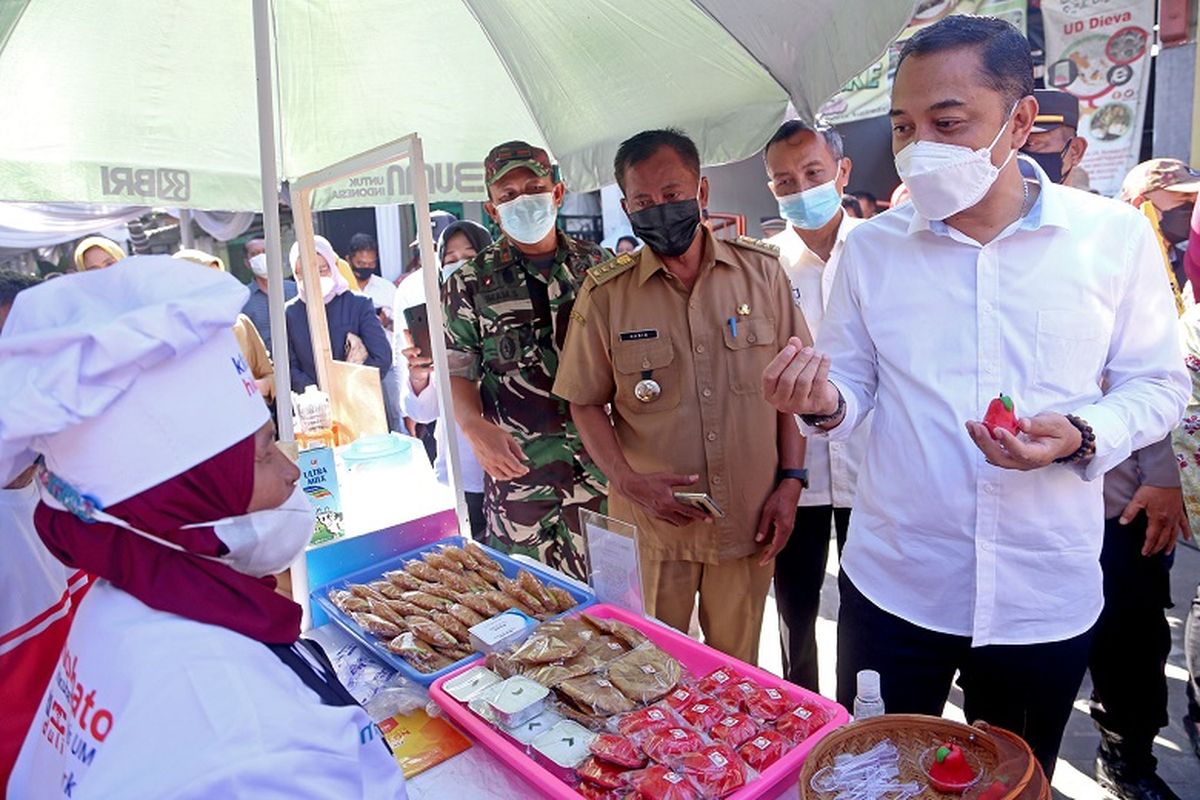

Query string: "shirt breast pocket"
[[484, 321, 540, 374], [1034, 310, 1106, 394], [721, 316, 776, 396], [613, 337, 681, 414]]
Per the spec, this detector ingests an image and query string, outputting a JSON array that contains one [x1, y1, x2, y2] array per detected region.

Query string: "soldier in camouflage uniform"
[[442, 141, 607, 581]]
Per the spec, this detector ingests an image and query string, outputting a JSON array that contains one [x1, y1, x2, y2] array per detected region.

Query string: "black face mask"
[[628, 199, 701, 257], [352, 267, 374, 281], [1160, 203, 1195, 246], [1023, 141, 1071, 185]]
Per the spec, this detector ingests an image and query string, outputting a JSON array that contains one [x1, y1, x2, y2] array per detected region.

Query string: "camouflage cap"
[[1121, 158, 1200, 201], [485, 140, 553, 186]]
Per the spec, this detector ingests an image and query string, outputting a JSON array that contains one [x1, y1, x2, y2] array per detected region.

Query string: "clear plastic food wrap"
[[708, 712, 760, 748], [622, 764, 703, 800], [607, 644, 682, 704], [672, 743, 749, 798], [773, 702, 832, 745], [737, 730, 789, 771], [642, 726, 706, 762], [589, 733, 647, 769], [697, 666, 741, 696], [558, 674, 637, 716]]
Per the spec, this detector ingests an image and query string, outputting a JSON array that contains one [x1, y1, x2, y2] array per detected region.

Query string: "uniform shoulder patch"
[[731, 235, 781, 257], [586, 252, 638, 286]]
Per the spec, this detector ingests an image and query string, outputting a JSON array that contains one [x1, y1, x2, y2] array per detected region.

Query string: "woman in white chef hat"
[[0, 257, 407, 799]]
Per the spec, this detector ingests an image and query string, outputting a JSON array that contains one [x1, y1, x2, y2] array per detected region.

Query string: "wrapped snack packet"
[[589, 733, 646, 769], [623, 764, 703, 800], [673, 743, 749, 798], [773, 702, 832, 745], [738, 730, 789, 771], [709, 712, 760, 749]]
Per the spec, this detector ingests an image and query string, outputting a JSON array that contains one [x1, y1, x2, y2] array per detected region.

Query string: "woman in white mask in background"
[[1, 257, 407, 799]]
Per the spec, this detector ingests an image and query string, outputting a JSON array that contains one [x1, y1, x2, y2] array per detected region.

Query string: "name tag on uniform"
[[619, 329, 658, 342]]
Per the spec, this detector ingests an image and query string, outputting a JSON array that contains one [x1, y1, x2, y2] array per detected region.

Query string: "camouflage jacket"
[[443, 231, 608, 452]]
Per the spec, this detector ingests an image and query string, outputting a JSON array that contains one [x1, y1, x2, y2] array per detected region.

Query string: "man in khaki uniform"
[[554, 129, 811, 664]]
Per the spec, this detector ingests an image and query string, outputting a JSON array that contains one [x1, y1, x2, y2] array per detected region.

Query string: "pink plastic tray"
[[429, 603, 849, 800]]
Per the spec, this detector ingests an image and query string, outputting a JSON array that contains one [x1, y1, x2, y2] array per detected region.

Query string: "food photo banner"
[[1041, 0, 1155, 197]]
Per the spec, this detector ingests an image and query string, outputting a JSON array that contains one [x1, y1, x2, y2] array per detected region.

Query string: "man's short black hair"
[[763, 119, 844, 163], [0, 271, 41, 311], [613, 128, 700, 192], [347, 232, 377, 256], [896, 15, 1034, 111]]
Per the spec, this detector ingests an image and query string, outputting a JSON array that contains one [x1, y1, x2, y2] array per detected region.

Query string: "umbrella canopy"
[[0, 0, 913, 209]]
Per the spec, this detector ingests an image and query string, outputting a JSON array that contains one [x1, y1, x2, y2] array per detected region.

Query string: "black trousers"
[[837, 572, 1093, 778], [465, 490, 486, 539], [774, 505, 850, 691], [1088, 514, 1173, 767]]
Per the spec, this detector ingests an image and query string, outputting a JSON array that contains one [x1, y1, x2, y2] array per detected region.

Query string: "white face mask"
[[42, 481, 315, 579], [496, 192, 557, 244], [249, 253, 269, 278], [441, 258, 469, 281], [893, 106, 1017, 220]]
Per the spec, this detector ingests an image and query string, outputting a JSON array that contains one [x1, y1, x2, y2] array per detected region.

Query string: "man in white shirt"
[[762, 16, 1188, 775], [347, 233, 398, 328], [762, 119, 867, 692]]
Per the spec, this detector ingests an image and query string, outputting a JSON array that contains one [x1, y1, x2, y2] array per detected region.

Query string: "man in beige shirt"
[[554, 129, 811, 664]]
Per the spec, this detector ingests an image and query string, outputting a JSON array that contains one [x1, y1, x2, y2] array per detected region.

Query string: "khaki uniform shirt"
[[554, 228, 811, 563]]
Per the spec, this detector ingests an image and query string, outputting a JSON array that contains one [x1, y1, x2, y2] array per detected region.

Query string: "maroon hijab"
[[34, 434, 301, 643]]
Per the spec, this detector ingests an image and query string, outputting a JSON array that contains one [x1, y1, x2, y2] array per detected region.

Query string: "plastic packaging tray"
[[311, 536, 595, 685], [429, 603, 849, 799]]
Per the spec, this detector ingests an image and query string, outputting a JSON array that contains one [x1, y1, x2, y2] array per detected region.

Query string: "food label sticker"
[[692, 704, 708, 713], [665, 773, 683, 785], [766, 688, 782, 700], [708, 752, 729, 768], [738, 683, 755, 695], [670, 729, 688, 740], [596, 679, 612, 688], [721, 716, 737, 726], [795, 708, 812, 720], [753, 737, 770, 750], [672, 690, 689, 699], [640, 665, 657, 674], [713, 671, 730, 684], [608, 642, 623, 650], [648, 710, 664, 721]]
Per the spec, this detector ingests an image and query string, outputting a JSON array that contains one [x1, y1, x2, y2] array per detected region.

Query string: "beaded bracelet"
[[1053, 414, 1096, 465]]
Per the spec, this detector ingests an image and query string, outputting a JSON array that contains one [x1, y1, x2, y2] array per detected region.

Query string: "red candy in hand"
[[983, 393, 1020, 435]]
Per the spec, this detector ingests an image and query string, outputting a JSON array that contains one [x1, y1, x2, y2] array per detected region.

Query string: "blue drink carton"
[[299, 446, 343, 545]]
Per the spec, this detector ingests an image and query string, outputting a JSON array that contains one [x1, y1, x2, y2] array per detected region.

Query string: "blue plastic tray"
[[311, 536, 595, 685]]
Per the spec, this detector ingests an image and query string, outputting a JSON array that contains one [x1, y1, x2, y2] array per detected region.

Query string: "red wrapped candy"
[[717, 680, 764, 713], [709, 712, 759, 748], [579, 757, 628, 790], [698, 666, 741, 695], [665, 685, 704, 711], [578, 781, 626, 800], [643, 727, 705, 762], [618, 705, 676, 737], [590, 733, 646, 769], [738, 730, 789, 771], [675, 744, 747, 798], [624, 765, 702, 800], [744, 686, 793, 720], [679, 700, 724, 729], [774, 703, 831, 745]]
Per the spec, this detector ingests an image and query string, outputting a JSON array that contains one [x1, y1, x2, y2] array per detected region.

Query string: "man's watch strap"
[[799, 391, 845, 428], [778, 468, 809, 489]]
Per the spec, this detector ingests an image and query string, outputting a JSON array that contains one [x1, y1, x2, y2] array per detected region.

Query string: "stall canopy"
[[0, 0, 915, 209]]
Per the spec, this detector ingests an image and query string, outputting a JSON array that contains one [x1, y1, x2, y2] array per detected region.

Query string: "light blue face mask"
[[776, 176, 842, 230], [496, 192, 558, 244]]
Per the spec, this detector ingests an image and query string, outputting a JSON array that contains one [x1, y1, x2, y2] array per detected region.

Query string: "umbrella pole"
[[252, 0, 293, 443], [411, 135, 471, 538]]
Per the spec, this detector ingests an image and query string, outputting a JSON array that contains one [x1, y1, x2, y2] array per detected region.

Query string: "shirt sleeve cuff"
[[1073, 402, 1133, 481], [446, 351, 481, 381]]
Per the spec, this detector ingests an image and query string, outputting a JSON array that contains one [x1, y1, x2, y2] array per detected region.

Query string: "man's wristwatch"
[[777, 468, 809, 489], [799, 391, 845, 428]]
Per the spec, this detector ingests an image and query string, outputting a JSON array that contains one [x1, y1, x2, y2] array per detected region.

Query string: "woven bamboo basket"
[[796, 714, 1048, 799]]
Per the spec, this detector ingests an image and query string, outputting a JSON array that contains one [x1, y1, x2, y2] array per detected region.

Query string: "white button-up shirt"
[[808, 160, 1188, 646], [769, 213, 868, 508]]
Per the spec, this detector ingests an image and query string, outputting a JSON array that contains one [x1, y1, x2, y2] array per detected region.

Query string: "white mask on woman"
[[893, 105, 1017, 221]]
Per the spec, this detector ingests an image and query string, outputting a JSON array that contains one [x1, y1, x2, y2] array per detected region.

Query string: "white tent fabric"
[[0, 0, 914, 210], [0, 204, 255, 251]]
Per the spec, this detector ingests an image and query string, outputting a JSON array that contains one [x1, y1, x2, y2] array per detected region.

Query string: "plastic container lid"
[[342, 433, 412, 466]]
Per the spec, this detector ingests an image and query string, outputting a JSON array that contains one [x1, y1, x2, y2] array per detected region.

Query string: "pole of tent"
[[252, 0, 294, 444], [178, 209, 195, 249]]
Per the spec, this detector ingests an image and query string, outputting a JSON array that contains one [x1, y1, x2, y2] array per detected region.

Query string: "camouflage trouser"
[[483, 456, 607, 582]]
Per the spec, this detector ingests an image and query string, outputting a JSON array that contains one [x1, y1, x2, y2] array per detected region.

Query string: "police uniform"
[[443, 231, 608, 581], [554, 227, 812, 663]]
